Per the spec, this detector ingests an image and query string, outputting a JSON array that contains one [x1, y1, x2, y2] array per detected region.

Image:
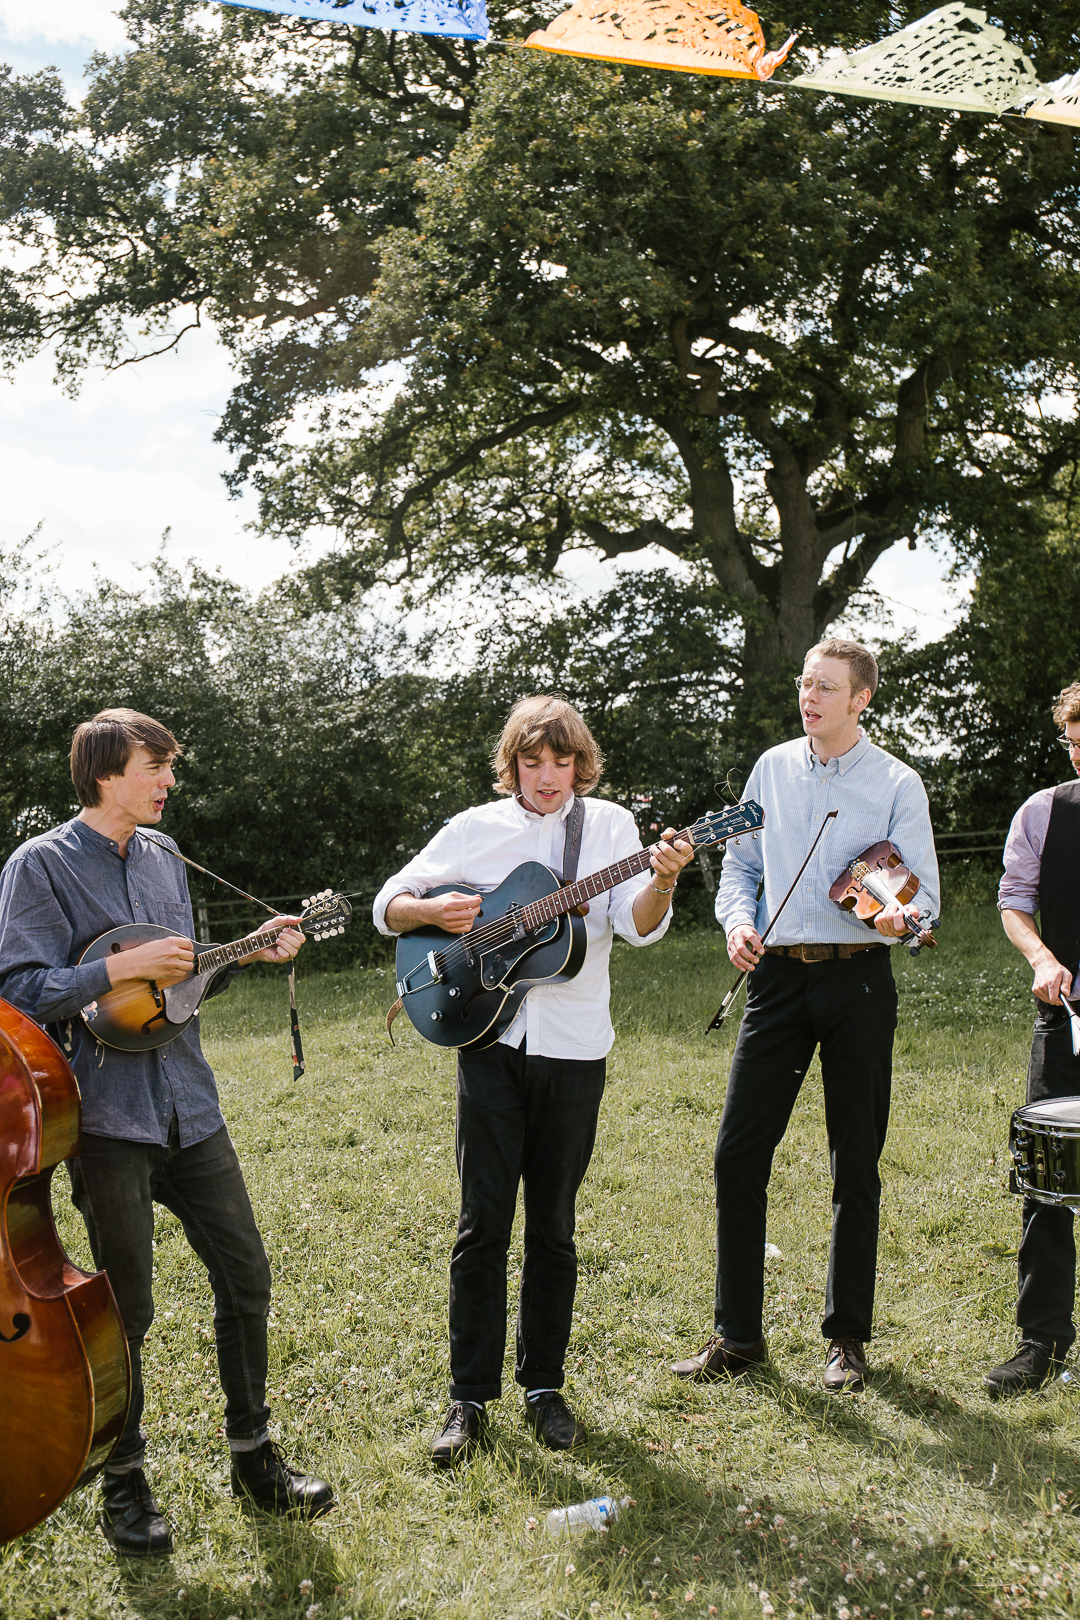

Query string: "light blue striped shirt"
[[716, 730, 940, 946]]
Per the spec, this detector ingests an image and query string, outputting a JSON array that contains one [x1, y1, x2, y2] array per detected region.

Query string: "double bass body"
[[0, 998, 129, 1545]]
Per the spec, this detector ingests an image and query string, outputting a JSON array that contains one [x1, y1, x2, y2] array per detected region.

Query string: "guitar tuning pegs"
[[752, 832, 759, 840], [321, 888, 331, 898]]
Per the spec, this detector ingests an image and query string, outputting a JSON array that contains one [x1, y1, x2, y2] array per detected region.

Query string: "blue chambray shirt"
[[716, 731, 940, 946], [0, 818, 230, 1147]]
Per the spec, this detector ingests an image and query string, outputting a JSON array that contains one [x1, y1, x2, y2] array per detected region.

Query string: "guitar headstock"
[[685, 800, 765, 850], [301, 890, 353, 941]]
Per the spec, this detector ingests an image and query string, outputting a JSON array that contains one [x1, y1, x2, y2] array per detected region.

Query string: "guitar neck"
[[520, 833, 694, 930], [195, 924, 284, 976]]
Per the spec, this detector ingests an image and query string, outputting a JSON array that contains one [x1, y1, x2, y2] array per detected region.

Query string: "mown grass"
[[4, 906, 1080, 1620]]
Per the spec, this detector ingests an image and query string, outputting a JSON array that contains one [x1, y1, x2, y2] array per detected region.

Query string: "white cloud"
[[0, 0, 127, 49], [0, 328, 334, 597]]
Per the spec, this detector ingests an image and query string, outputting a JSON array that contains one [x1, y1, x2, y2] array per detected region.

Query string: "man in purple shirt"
[[988, 682, 1080, 1395]]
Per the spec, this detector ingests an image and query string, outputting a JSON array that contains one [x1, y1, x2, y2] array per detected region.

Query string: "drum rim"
[[1013, 1097, 1080, 1135]]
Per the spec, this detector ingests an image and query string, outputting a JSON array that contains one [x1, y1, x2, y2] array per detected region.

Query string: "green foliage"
[[3, 914, 1078, 1618], [0, 1, 1077, 705], [873, 505, 1080, 835], [0, 554, 755, 941]]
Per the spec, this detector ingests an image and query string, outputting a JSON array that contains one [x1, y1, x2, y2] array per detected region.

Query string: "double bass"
[[0, 998, 129, 1545]]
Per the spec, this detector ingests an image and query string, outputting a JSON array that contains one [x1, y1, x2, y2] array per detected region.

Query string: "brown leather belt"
[[764, 942, 887, 963]]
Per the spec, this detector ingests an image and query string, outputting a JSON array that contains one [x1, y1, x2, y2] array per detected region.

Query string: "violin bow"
[[706, 810, 838, 1032]]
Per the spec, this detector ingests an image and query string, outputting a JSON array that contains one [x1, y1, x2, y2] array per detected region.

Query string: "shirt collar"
[[511, 792, 577, 824], [68, 815, 126, 857], [805, 728, 870, 777]]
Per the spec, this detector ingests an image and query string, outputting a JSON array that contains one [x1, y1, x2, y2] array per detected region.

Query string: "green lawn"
[[4, 906, 1080, 1620]]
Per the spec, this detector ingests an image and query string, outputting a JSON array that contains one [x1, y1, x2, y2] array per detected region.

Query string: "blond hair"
[[492, 696, 604, 797], [803, 638, 879, 699]]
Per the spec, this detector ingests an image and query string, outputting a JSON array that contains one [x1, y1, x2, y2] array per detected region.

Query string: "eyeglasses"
[[1055, 735, 1080, 753], [793, 676, 850, 697]]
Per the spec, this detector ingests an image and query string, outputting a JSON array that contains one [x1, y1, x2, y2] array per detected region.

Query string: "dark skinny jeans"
[[449, 1041, 606, 1404], [67, 1120, 272, 1470], [713, 950, 897, 1346]]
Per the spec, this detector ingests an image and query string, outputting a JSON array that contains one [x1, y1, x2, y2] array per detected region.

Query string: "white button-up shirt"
[[717, 730, 939, 946], [373, 794, 670, 1059]]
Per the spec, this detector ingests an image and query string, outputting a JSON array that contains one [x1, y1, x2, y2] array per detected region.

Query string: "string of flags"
[[212, 0, 1080, 128]]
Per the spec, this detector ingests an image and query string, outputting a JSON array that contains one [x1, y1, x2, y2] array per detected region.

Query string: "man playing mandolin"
[[0, 709, 333, 1555], [672, 640, 939, 1394], [374, 695, 695, 1465]]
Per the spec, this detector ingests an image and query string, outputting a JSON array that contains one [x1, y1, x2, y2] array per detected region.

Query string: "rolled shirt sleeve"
[[998, 788, 1054, 915]]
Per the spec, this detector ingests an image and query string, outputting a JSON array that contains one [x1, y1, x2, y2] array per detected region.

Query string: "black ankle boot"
[[100, 1468, 173, 1557], [230, 1440, 334, 1518]]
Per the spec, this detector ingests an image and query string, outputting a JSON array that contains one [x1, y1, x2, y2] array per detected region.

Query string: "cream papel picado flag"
[[790, 3, 1040, 115]]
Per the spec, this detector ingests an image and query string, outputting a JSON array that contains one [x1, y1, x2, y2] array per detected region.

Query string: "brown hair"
[[70, 709, 181, 809], [1053, 684, 1080, 726], [803, 638, 879, 699], [492, 696, 604, 797]]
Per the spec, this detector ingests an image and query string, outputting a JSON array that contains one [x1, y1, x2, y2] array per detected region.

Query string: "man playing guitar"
[[373, 696, 695, 1465], [0, 709, 332, 1555]]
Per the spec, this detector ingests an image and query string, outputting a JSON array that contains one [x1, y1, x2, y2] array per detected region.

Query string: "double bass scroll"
[[0, 998, 130, 1546]]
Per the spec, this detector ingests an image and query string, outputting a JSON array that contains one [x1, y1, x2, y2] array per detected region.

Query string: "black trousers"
[[713, 950, 897, 1345], [448, 1041, 606, 1404], [67, 1121, 273, 1470], [1016, 1005, 1080, 1352]]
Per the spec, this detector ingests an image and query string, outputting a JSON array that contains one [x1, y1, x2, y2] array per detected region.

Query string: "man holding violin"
[[989, 682, 1080, 1396], [672, 639, 939, 1393], [0, 710, 333, 1555]]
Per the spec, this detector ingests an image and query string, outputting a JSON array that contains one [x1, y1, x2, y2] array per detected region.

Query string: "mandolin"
[[392, 802, 764, 1050], [78, 890, 352, 1052], [0, 998, 129, 1546]]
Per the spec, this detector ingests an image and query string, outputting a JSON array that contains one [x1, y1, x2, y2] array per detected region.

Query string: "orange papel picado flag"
[[525, 0, 796, 80]]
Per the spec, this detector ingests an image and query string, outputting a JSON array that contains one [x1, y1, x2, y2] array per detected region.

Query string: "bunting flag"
[[791, 3, 1040, 116], [1018, 70, 1080, 127], [214, 0, 487, 40], [525, 0, 795, 80]]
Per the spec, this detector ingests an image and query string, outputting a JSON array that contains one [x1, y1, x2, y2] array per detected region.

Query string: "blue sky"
[[0, 1, 961, 631]]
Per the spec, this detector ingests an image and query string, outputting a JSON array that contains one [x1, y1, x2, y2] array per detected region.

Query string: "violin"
[[828, 841, 941, 957], [0, 997, 129, 1546]]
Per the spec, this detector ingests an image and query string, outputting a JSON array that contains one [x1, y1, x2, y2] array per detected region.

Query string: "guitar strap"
[[559, 796, 586, 886]]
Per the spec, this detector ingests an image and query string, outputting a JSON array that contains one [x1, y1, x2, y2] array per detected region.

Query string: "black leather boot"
[[230, 1440, 334, 1518], [100, 1468, 173, 1557]]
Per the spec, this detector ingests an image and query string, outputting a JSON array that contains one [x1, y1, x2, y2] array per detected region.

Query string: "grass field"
[[5, 905, 1080, 1620]]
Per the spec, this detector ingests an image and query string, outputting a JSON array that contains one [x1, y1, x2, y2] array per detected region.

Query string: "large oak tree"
[[1, 0, 1079, 706]]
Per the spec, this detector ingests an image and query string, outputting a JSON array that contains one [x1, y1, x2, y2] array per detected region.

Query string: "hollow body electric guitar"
[[394, 802, 765, 1050], [79, 890, 352, 1053]]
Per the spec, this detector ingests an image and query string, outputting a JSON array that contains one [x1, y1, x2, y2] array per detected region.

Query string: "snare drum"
[[1010, 1097, 1080, 1206]]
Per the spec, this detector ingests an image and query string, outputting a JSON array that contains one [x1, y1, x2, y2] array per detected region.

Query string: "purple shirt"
[[998, 785, 1080, 993], [998, 786, 1057, 916]]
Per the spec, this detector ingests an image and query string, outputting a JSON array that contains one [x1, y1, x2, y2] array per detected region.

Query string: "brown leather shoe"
[[824, 1338, 867, 1392], [670, 1333, 767, 1380]]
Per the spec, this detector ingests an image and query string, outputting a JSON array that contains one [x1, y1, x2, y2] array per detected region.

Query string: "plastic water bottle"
[[545, 1496, 629, 1535]]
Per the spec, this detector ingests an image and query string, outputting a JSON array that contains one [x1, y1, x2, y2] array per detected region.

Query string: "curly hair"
[[1052, 683, 1080, 727], [492, 696, 604, 797]]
